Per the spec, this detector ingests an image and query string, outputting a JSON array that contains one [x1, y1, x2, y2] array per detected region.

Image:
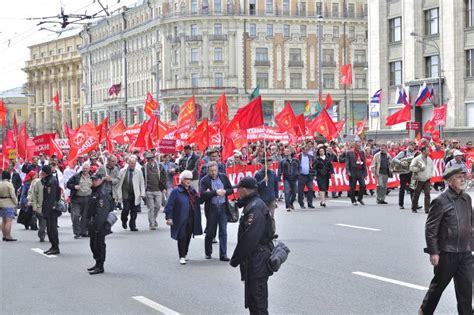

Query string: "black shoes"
[[2, 237, 17, 241], [122, 222, 127, 229], [45, 249, 60, 255], [352, 202, 358, 206], [320, 202, 326, 207], [377, 201, 388, 204], [74, 234, 82, 239], [130, 228, 138, 232], [205, 255, 212, 259], [308, 205, 315, 209], [89, 267, 104, 275], [299, 204, 306, 209], [220, 257, 230, 262], [399, 205, 405, 209], [87, 265, 97, 271], [358, 200, 365, 206], [212, 239, 218, 244]]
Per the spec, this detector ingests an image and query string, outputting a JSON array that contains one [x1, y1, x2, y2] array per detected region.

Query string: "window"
[[57, 48, 62, 54], [266, 0, 273, 13], [267, 24, 273, 37], [256, 72, 269, 88], [214, 23, 222, 35], [174, 49, 179, 65], [467, 0, 474, 27], [67, 80, 71, 100], [349, 26, 355, 39], [283, 24, 290, 37], [256, 48, 268, 61], [249, 23, 256, 36], [283, 0, 290, 14], [191, 24, 198, 36], [467, 103, 474, 126], [348, 3, 355, 17], [290, 73, 302, 88], [354, 50, 366, 64], [316, 2, 322, 15], [214, 47, 223, 61], [215, 72, 223, 87], [355, 74, 366, 89], [300, 25, 307, 37], [466, 49, 474, 77], [289, 48, 301, 62], [191, 48, 199, 63], [389, 61, 403, 86], [67, 46, 72, 52], [332, 3, 339, 17], [389, 17, 402, 43], [425, 8, 439, 35], [191, 0, 198, 13], [191, 73, 199, 87], [76, 79, 81, 98], [323, 73, 335, 88], [263, 102, 274, 122], [214, 0, 221, 13], [323, 49, 334, 64], [299, 2, 306, 16], [333, 26, 339, 38], [425, 55, 439, 78]]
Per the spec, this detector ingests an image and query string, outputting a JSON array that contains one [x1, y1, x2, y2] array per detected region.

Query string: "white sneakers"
[[179, 257, 186, 265]]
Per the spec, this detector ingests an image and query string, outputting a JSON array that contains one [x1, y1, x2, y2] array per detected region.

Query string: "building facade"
[[0, 87, 28, 138], [23, 34, 84, 136], [368, 0, 474, 141], [80, 0, 368, 132]]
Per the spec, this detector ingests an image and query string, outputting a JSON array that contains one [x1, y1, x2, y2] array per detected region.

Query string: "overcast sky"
[[0, 0, 138, 93]]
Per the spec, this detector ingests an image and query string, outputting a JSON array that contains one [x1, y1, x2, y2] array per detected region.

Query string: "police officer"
[[86, 173, 113, 275], [230, 177, 275, 315], [419, 166, 473, 315]]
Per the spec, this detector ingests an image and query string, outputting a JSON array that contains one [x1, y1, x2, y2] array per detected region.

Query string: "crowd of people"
[[0, 136, 472, 314]]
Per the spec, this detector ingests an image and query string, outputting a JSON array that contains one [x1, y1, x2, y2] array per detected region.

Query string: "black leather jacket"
[[424, 187, 473, 255]]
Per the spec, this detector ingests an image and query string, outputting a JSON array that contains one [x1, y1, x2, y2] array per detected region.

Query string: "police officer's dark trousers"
[[246, 276, 269, 315], [46, 215, 59, 250], [420, 251, 472, 315], [89, 231, 106, 268]]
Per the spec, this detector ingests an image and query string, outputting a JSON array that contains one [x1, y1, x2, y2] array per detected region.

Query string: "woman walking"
[[164, 170, 203, 265], [0, 171, 19, 241], [17, 171, 37, 230], [313, 147, 335, 207]]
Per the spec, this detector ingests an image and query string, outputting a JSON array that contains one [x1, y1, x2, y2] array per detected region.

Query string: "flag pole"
[[264, 127, 268, 186]]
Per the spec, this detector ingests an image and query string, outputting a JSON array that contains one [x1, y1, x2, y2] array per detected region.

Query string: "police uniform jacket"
[[41, 174, 60, 219], [425, 187, 473, 254], [230, 192, 275, 280], [87, 184, 113, 236]]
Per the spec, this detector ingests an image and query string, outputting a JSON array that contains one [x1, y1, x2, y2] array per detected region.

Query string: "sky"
[[0, 0, 139, 92]]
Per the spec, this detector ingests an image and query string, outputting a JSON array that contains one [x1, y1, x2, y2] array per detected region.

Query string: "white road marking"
[[31, 248, 57, 258], [353, 272, 428, 291], [335, 224, 380, 231], [132, 296, 180, 315], [329, 200, 353, 204]]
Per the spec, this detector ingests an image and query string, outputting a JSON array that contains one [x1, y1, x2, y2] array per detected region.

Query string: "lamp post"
[[317, 15, 323, 113], [410, 32, 443, 139], [151, 60, 161, 116]]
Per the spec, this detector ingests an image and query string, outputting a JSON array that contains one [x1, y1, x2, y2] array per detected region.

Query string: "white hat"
[[453, 150, 464, 157]]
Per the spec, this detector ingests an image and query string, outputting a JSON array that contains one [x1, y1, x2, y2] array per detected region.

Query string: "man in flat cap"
[[142, 152, 167, 230], [419, 166, 473, 315], [230, 177, 275, 315]]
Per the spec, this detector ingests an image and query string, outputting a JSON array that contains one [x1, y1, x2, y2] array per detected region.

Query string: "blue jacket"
[[255, 169, 279, 204], [164, 185, 203, 240]]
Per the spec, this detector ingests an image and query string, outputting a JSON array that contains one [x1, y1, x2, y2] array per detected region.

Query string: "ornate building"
[[80, 0, 368, 132], [23, 34, 84, 136], [0, 87, 28, 139]]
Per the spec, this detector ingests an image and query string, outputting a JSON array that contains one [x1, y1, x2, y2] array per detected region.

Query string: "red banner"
[[159, 140, 177, 154], [33, 133, 56, 156]]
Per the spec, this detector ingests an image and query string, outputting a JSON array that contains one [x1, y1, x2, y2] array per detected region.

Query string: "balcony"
[[321, 60, 336, 67], [353, 61, 368, 68], [161, 87, 239, 97], [288, 60, 304, 67], [186, 35, 202, 42], [209, 34, 228, 41], [254, 60, 270, 67]]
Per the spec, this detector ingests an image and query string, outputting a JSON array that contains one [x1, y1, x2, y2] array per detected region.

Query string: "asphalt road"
[[1, 189, 471, 315]]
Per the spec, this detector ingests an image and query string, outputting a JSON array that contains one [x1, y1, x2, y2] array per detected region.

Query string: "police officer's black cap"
[[235, 177, 258, 189], [91, 173, 104, 180], [442, 166, 467, 180], [41, 165, 52, 175]]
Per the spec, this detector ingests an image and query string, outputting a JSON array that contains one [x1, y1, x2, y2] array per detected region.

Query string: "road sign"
[[369, 111, 379, 118], [406, 122, 420, 130]]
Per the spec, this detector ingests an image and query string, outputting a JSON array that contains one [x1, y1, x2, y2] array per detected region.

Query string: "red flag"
[[187, 118, 209, 152], [109, 118, 127, 144], [144, 92, 158, 117], [49, 138, 63, 159], [275, 102, 298, 132], [295, 114, 306, 136], [67, 122, 99, 167], [233, 96, 264, 129], [64, 122, 76, 140], [154, 118, 172, 142], [134, 121, 149, 149], [340, 64, 353, 86], [13, 113, 18, 138], [432, 105, 447, 126], [53, 91, 60, 112], [324, 93, 333, 110], [208, 122, 222, 146], [386, 105, 411, 126], [432, 130, 441, 143], [96, 117, 108, 143], [309, 110, 338, 141], [4, 130, 15, 151], [17, 123, 28, 159], [106, 133, 114, 152], [0, 99, 7, 127], [334, 120, 346, 133], [108, 83, 122, 96], [214, 94, 229, 130], [423, 119, 436, 134], [175, 96, 196, 138], [355, 117, 367, 135], [222, 138, 235, 162]]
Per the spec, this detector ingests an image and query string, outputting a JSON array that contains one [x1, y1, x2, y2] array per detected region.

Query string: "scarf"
[[181, 184, 198, 210]]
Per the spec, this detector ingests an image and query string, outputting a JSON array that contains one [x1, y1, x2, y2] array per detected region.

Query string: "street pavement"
[[1, 189, 471, 314]]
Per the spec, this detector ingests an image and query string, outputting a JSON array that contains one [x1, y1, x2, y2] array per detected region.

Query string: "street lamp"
[[317, 15, 323, 113], [151, 60, 162, 118], [410, 32, 443, 139]]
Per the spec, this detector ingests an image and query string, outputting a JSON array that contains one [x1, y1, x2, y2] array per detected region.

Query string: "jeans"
[[283, 179, 297, 208], [412, 179, 431, 211], [145, 191, 163, 227], [297, 174, 314, 206], [376, 174, 389, 202], [205, 204, 228, 257], [70, 195, 90, 236], [398, 173, 413, 207]]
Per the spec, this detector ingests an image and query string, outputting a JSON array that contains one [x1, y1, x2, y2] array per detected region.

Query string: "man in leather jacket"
[[419, 166, 473, 315], [230, 177, 275, 315]]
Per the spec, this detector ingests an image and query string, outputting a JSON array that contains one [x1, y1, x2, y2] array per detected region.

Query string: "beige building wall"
[[0, 87, 29, 133], [23, 34, 84, 136]]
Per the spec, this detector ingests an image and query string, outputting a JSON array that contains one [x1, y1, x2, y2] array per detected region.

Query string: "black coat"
[[313, 156, 335, 192], [345, 150, 367, 177], [230, 192, 275, 280], [11, 171, 22, 196], [66, 171, 90, 199], [87, 184, 113, 236], [178, 153, 200, 180], [200, 173, 233, 219], [41, 174, 61, 219]]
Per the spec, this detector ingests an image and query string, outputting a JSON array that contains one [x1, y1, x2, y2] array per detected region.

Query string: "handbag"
[[225, 193, 239, 223], [106, 211, 118, 227], [53, 199, 67, 213], [268, 240, 290, 272]]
